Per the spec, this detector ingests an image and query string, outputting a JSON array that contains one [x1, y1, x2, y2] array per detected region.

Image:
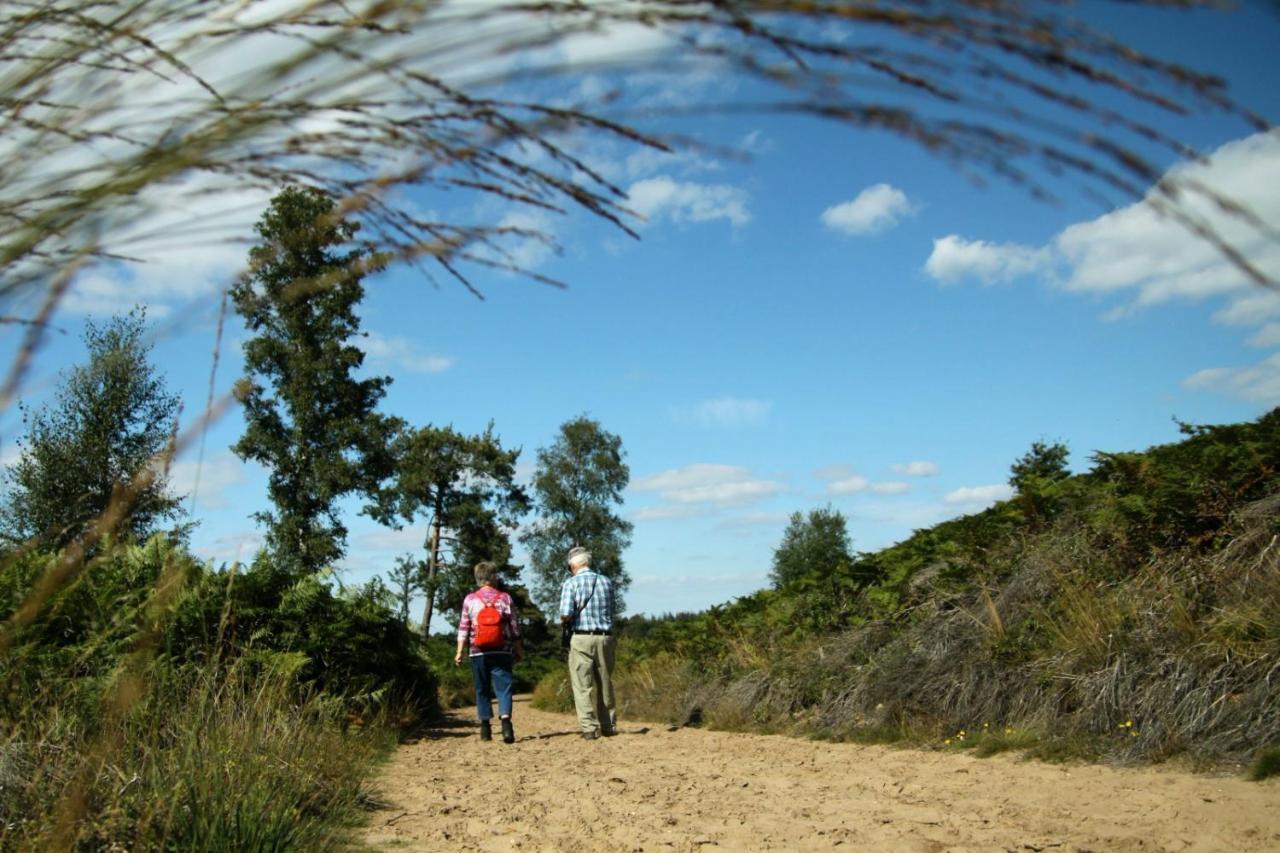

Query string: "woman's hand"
[[453, 650, 463, 666]]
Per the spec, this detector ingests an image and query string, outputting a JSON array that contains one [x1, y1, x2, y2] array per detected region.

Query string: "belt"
[[574, 629, 612, 636]]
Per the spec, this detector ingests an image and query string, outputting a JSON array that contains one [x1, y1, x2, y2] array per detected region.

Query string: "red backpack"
[[473, 595, 507, 651]]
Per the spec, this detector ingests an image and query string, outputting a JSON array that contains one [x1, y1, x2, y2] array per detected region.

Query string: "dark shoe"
[[601, 727, 617, 737], [581, 730, 599, 740], [501, 718, 515, 744], [479, 720, 492, 741]]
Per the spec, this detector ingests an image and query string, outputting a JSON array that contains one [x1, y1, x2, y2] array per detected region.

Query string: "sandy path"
[[363, 697, 1279, 852]]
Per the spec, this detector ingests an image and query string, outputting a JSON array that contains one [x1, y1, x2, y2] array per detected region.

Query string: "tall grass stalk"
[[2, 659, 394, 850]]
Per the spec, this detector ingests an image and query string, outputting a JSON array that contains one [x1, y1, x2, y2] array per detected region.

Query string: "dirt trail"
[[364, 697, 1279, 852]]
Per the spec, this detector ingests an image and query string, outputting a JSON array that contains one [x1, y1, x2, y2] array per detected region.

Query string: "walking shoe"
[[479, 720, 492, 741], [501, 718, 515, 744], [581, 729, 599, 740]]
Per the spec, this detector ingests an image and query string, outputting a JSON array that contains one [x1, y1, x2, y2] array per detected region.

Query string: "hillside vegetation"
[[0, 540, 437, 849], [537, 409, 1280, 771]]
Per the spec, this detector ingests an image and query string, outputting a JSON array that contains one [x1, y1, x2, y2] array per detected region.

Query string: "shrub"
[[1248, 746, 1280, 782]]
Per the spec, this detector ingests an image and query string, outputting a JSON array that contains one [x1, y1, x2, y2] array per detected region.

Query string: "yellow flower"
[[958, 730, 966, 736], [944, 739, 952, 745]]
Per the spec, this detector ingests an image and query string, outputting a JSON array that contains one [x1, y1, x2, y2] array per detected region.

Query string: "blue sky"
[[3, 1, 1279, 620]]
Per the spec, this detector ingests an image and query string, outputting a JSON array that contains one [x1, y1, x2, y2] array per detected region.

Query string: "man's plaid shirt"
[[559, 569, 614, 632]]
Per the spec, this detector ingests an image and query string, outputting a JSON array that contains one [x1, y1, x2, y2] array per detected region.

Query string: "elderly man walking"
[[559, 546, 616, 739]]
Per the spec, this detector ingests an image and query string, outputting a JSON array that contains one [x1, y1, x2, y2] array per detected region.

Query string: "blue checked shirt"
[[559, 569, 614, 632]]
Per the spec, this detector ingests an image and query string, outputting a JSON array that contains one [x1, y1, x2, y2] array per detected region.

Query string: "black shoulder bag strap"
[[562, 577, 599, 649]]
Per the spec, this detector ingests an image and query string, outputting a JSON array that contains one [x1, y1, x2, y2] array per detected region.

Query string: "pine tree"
[[231, 186, 396, 575], [366, 423, 528, 636]]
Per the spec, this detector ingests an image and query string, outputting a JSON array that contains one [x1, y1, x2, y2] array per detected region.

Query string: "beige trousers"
[[568, 634, 617, 734]]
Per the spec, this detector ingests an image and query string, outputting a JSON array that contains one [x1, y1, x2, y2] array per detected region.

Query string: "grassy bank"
[[1, 537, 438, 849], [537, 409, 1280, 774]]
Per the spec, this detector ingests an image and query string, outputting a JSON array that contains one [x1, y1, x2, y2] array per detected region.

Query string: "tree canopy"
[[1, 310, 183, 548], [366, 423, 528, 636], [231, 185, 396, 575], [770, 506, 854, 590], [522, 415, 633, 614]]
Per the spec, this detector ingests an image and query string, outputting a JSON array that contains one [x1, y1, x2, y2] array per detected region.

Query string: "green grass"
[[1, 662, 395, 850]]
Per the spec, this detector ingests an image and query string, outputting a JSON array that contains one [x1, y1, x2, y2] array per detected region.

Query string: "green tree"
[[386, 553, 425, 628], [366, 423, 528, 637], [770, 506, 853, 590], [522, 416, 633, 615], [1009, 440, 1071, 493], [1009, 439, 1071, 527], [1, 310, 183, 548], [231, 186, 396, 575], [430, 501, 525, 627]]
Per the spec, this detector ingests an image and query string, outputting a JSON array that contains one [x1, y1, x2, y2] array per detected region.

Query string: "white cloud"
[[60, 177, 271, 317], [194, 530, 264, 566], [558, 20, 677, 67], [716, 511, 791, 529], [738, 130, 773, 155], [923, 132, 1280, 336], [626, 177, 750, 228], [167, 452, 248, 511], [1247, 323, 1280, 349], [1212, 290, 1280, 327], [820, 183, 915, 236], [815, 463, 910, 496], [492, 208, 560, 271], [1183, 353, 1280, 404], [634, 463, 749, 492], [828, 475, 870, 495], [633, 463, 783, 508], [632, 505, 708, 522], [662, 480, 780, 505], [944, 484, 1014, 506], [355, 526, 429, 553], [814, 463, 857, 481], [924, 234, 1050, 285], [359, 332, 453, 374], [891, 460, 940, 477], [684, 396, 771, 427]]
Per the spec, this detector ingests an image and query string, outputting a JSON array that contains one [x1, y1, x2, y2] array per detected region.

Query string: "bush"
[[1248, 746, 1280, 782], [1, 535, 435, 847]]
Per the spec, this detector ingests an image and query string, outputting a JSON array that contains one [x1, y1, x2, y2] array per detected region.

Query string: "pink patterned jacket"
[[456, 587, 521, 656]]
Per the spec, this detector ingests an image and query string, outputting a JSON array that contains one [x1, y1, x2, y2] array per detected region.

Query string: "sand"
[[363, 697, 1280, 851]]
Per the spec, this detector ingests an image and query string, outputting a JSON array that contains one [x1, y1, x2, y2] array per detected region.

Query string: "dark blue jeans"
[[469, 652, 514, 721]]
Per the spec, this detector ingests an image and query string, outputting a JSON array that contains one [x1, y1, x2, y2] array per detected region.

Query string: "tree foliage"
[[1009, 440, 1071, 493], [232, 185, 396, 575], [386, 553, 425, 628], [770, 506, 854, 590], [522, 415, 633, 614], [366, 423, 528, 635], [0, 310, 183, 547]]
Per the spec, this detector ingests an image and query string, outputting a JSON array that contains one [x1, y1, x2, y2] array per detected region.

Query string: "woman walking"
[[454, 561, 524, 743]]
